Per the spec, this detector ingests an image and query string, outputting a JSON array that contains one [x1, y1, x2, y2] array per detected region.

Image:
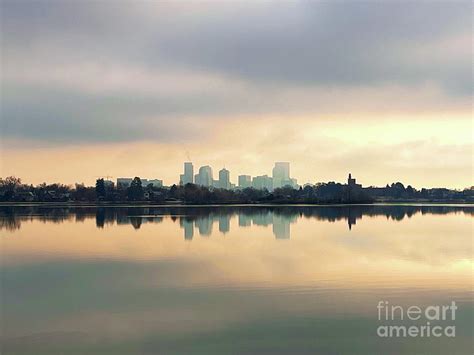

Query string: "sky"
[[1, 1, 472, 189]]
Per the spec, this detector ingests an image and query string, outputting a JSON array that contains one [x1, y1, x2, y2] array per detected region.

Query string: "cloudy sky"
[[1, 1, 472, 188]]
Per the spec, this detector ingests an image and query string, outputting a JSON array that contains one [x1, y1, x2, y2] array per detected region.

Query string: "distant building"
[[289, 178, 298, 189], [146, 179, 163, 188], [117, 178, 133, 188], [252, 175, 273, 191], [238, 175, 252, 189], [218, 168, 230, 189], [104, 180, 114, 188], [117, 177, 162, 188], [347, 173, 362, 188], [195, 166, 213, 187], [180, 162, 194, 185], [272, 162, 290, 189]]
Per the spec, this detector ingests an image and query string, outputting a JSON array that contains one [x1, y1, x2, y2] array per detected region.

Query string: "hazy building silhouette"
[[238, 175, 252, 189], [252, 175, 273, 191], [146, 179, 163, 187], [272, 162, 290, 189], [117, 178, 133, 188], [218, 168, 230, 189], [272, 162, 298, 189], [180, 162, 194, 185], [195, 166, 213, 187], [117, 177, 162, 189]]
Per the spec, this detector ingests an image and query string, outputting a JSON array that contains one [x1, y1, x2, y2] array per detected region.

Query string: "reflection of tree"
[[96, 208, 105, 228], [129, 216, 142, 230], [0, 215, 21, 231]]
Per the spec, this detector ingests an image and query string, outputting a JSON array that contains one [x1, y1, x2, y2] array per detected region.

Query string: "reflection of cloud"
[[3, 206, 472, 280], [2, 258, 473, 354], [2, 207, 472, 353]]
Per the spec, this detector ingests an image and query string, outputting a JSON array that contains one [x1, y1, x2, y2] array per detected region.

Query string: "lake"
[[1, 204, 473, 354]]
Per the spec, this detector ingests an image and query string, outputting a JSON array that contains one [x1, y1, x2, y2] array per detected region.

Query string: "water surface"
[[1, 205, 473, 354]]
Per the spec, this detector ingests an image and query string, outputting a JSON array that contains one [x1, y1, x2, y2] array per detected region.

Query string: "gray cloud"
[[151, 2, 471, 94], [1, 1, 471, 144]]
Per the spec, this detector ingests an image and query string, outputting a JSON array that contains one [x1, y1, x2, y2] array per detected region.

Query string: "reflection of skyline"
[[272, 214, 291, 239], [1, 206, 473, 239], [196, 217, 212, 237], [218, 215, 230, 234], [181, 212, 296, 239], [180, 218, 194, 240], [239, 214, 251, 227]]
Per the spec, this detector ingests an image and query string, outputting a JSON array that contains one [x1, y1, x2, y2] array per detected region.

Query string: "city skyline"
[[177, 162, 297, 191], [5, 157, 473, 191], [111, 162, 362, 191], [1, 2, 472, 354]]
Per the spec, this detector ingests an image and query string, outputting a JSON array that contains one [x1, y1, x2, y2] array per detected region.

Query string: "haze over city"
[[1, 1, 472, 189]]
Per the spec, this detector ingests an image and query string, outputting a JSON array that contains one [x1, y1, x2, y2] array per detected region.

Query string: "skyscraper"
[[238, 175, 252, 188], [180, 162, 194, 185], [218, 168, 230, 189], [196, 165, 213, 187], [272, 162, 290, 189], [252, 175, 273, 191]]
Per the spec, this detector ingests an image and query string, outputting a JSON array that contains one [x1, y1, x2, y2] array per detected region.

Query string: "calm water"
[[1, 204, 473, 355]]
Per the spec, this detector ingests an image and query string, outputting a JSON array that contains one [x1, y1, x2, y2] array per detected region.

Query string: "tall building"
[[238, 175, 252, 188], [196, 166, 213, 187], [180, 162, 194, 185], [272, 162, 290, 189], [252, 175, 273, 191], [218, 168, 230, 189]]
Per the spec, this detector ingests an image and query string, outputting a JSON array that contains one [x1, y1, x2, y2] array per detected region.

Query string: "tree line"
[[1, 176, 472, 204]]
